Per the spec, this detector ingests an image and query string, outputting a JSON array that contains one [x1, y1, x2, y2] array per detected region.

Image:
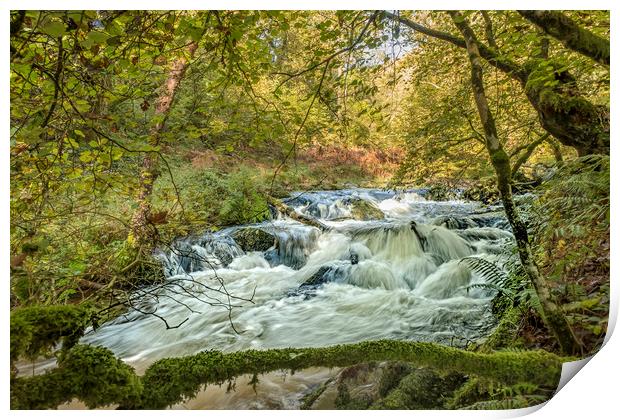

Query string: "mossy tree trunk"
[[450, 11, 581, 356], [383, 11, 609, 156], [522, 68, 609, 157], [517, 10, 610, 66], [129, 41, 199, 247]]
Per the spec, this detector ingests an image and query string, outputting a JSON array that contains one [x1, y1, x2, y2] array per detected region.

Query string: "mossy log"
[[11, 340, 566, 409], [11, 345, 142, 409], [10, 304, 94, 363]]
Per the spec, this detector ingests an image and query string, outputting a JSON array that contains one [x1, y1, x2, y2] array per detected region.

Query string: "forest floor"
[[176, 141, 404, 192]]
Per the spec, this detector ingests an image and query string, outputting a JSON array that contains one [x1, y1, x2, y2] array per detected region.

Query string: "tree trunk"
[[522, 73, 609, 156], [450, 11, 581, 356], [129, 42, 199, 247], [11, 340, 564, 409]]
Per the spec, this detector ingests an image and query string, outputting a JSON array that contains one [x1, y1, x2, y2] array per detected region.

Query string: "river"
[[64, 189, 515, 408]]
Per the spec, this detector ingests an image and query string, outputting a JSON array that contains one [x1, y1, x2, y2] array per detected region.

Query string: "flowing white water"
[[74, 188, 514, 408]]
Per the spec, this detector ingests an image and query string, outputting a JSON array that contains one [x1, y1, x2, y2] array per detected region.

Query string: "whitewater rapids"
[[74, 188, 514, 408]]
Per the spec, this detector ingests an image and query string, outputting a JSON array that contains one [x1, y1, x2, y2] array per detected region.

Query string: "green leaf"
[[188, 27, 203, 42], [41, 21, 66, 38], [106, 36, 122, 46], [85, 31, 110, 46], [231, 29, 243, 41], [79, 151, 93, 162]]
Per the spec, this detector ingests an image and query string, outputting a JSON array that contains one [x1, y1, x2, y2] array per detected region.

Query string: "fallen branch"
[[267, 196, 329, 231]]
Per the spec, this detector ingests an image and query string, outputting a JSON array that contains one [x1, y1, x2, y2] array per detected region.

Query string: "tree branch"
[[382, 11, 528, 83], [40, 36, 64, 128], [511, 133, 549, 175], [518, 10, 609, 66], [480, 11, 498, 49], [273, 11, 379, 91]]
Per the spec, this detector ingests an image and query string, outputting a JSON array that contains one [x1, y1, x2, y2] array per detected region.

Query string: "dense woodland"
[[10, 10, 610, 410]]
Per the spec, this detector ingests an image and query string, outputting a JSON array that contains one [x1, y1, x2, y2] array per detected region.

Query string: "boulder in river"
[[298, 263, 350, 289], [347, 197, 384, 221], [301, 266, 332, 288], [232, 227, 277, 252]]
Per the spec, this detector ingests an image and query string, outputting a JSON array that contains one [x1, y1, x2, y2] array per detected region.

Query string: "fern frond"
[[460, 257, 508, 285]]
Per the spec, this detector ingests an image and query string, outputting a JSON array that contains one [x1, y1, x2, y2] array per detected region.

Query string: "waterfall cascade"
[[81, 189, 513, 367]]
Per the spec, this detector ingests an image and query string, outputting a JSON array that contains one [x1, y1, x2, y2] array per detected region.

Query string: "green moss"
[[334, 382, 373, 409], [478, 306, 524, 352], [377, 362, 413, 397], [372, 369, 466, 409], [462, 178, 500, 204], [524, 61, 600, 118], [349, 199, 384, 221], [445, 376, 495, 409], [137, 339, 564, 409], [11, 345, 142, 409], [11, 339, 566, 409], [10, 304, 94, 363], [232, 227, 276, 252]]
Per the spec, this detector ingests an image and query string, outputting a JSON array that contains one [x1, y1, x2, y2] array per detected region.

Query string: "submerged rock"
[[232, 228, 277, 252], [303, 362, 410, 410], [302, 362, 465, 410]]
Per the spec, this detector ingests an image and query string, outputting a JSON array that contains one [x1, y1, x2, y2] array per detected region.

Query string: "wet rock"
[[470, 214, 510, 229], [303, 362, 412, 410], [171, 242, 207, 273], [462, 181, 500, 204], [456, 227, 514, 242], [301, 266, 332, 287], [410, 221, 428, 251], [425, 185, 461, 201], [433, 215, 477, 230], [347, 198, 384, 221], [263, 226, 320, 269], [232, 228, 277, 252], [371, 369, 466, 409], [299, 264, 350, 289], [199, 236, 243, 266], [292, 263, 351, 298]]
